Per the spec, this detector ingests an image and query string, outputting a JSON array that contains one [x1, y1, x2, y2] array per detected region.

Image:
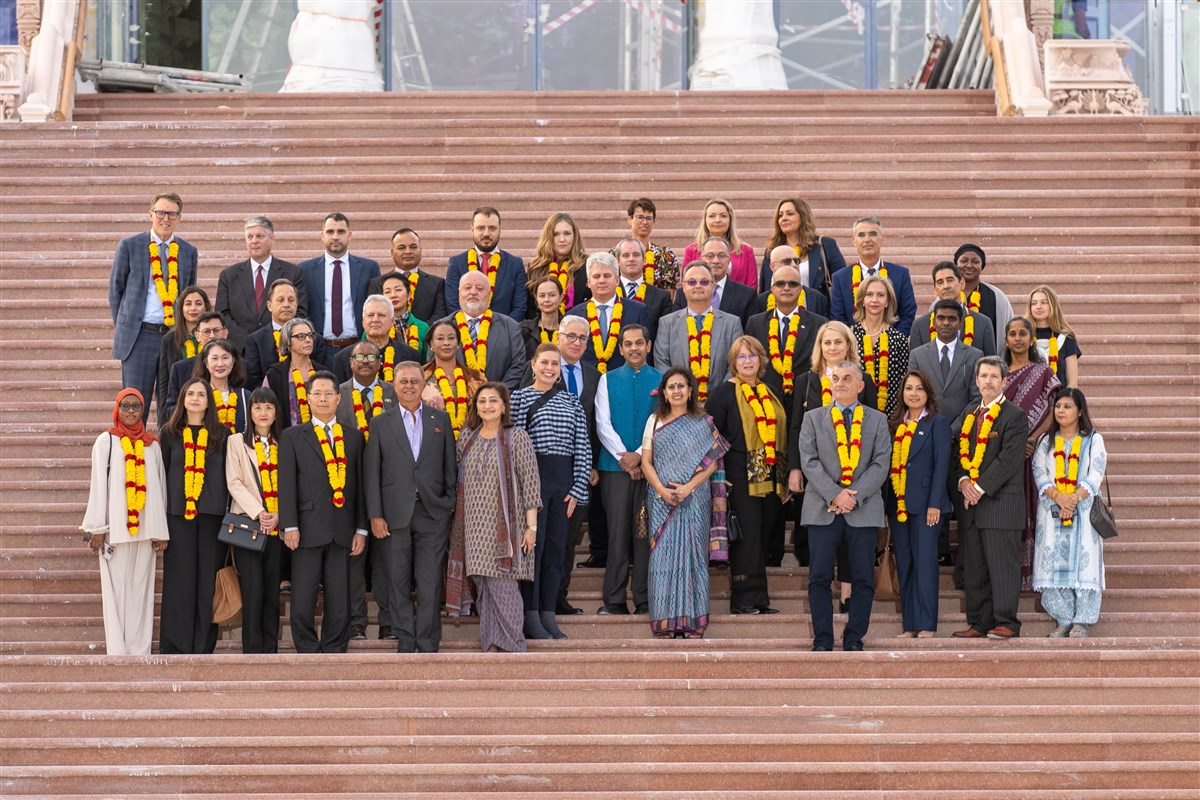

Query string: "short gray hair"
[[585, 251, 619, 277], [279, 317, 314, 357], [244, 216, 274, 234], [682, 260, 713, 280], [700, 236, 730, 250], [559, 315, 590, 335], [393, 360, 424, 380], [362, 294, 393, 316], [852, 215, 882, 233], [832, 360, 864, 380]]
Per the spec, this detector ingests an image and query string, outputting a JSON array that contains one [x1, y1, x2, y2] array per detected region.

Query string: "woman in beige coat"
[[80, 389, 169, 655]]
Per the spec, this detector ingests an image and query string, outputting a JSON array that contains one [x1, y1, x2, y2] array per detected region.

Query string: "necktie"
[[254, 265, 265, 312], [598, 304, 609, 343], [974, 406, 986, 437], [468, 317, 479, 343], [324, 424, 333, 443], [331, 260, 344, 337], [566, 364, 578, 396], [360, 388, 372, 418], [868, 267, 877, 277], [712, 283, 722, 310], [940, 345, 951, 379], [626, 281, 637, 297], [693, 314, 704, 331]]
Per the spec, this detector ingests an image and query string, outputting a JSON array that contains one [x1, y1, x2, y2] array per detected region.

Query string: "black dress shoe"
[[811, 643, 832, 651], [836, 600, 849, 614], [843, 641, 864, 652], [756, 606, 781, 615], [576, 556, 606, 569], [378, 625, 397, 640], [634, 603, 649, 615], [597, 604, 629, 615], [349, 624, 367, 641], [556, 601, 584, 616], [730, 606, 760, 615]]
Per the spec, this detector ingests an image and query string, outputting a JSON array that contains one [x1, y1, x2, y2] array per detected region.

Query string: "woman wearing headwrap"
[[953, 243, 1014, 337], [80, 389, 169, 655]]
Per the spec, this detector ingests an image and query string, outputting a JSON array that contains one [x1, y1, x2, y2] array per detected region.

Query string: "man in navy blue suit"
[[444, 207, 526, 321], [299, 213, 381, 351], [108, 192, 199, 422], [830, 216, 917, 336], [565, 252, 650, 374]]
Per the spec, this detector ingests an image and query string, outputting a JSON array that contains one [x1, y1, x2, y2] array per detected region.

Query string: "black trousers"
[[809, 518, 876, 649], [350, 531, 391, 629], [729, 485, 779, 611], [290, 540, 351, 653], [599, 470, 649, 609], [386, 502, 449, 653], [523, 455, 572, 613], [236, 534, 283, 654], [961, 524, 1021, 634], [160, 513, 222, 654]]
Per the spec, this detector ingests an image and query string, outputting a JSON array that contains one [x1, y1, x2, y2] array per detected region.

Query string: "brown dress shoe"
[[986, 625, 1018, 639], [952, 627, 986, 638]]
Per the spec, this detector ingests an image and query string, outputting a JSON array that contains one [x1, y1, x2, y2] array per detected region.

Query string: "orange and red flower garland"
[[120, 436, 146, 535], [959, 403, 1001, 481], [467, 249, 500, 290], [254, 439, 279, 534], [292, 369, 314, 423], [890, 420, 918, 521], [352, 384, 384, 442], [182, 427, 208, 520], [686, 312, 714, 402], [214, 390, 238, 432], [1053, 433, 1083, 527], [833, 405, 864, 485], [313, 423, 347, 508], [148, 241, 179, 327], [861, 331, 889, 412], [434, 366, 469, 437], [739, 381, 778, 465], [455, 310, 492, 373], [586, 300, 622, 374], [768, 315, 800, 394]]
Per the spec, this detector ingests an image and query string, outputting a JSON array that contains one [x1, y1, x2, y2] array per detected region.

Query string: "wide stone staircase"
[[1, 90, 1198, 796]]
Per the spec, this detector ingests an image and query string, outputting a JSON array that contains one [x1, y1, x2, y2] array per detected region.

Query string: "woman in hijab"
[[80, 389, 169, 655]]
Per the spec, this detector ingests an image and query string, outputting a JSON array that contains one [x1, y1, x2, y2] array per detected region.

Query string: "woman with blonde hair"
[[1025, 284, 1081, 388], [759, 197, 846, 295], [852, 275, 909, 418], [682, 199, 757, 288], [525, 212, 589, 319]]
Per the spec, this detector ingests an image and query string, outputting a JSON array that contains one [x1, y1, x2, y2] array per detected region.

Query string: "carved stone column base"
[[0, 46, 26, 120], [1044, 40, 1148, 116]]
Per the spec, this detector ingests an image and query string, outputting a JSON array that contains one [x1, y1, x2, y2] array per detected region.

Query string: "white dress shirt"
[[322, 253, 356, 340]]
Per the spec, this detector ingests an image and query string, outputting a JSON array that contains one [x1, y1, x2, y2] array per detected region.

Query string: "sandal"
[[1047, 624, 1071, 638], [1068, 624, 1089, 638]]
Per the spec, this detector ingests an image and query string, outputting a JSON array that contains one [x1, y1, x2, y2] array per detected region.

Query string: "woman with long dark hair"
[[156, 286, 211, 415], [759, 197, 847, 295], [193, 339, 250, 435], [525, 212, 588, 319]]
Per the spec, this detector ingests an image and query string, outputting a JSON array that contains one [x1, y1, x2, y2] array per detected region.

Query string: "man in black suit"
[[565, 251, 651, 373], [331, 295, 420, 385], [614, 237, 672, 338], [243, 279, 328, 390], [745, 263, 827, 565], [442, 271, 527, 390], [215, 216, 306, 351], [336, 341, 398, 641], [672, 238, 758, 328], [299, 213, 381, 349], [367, 227, 447, 325], [365, 361, 458, 653], [950, 356, 1029, 640], [279, 371, 368, 653], [754, 245, 831, 319], [161, 312, 227, 421]]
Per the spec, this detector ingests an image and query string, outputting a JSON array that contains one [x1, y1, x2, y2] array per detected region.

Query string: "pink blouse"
[[682, 242, 758, 288]]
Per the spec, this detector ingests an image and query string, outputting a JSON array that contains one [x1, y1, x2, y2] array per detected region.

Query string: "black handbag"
[[1090, 473, 1118, 540], [726, 510, 743, 543], [218, 510, 268, 552]]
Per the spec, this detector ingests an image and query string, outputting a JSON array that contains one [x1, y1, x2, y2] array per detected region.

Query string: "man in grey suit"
[[215, 216, 306, 351], [442, 270, 526, 390], [365, 361, 458, 653], [108, 192, 198, 422], [910, 262, 997, 356], [653, 262, 743, 405], [799, 361, 891, 652], [951, 356, 1029, 640]]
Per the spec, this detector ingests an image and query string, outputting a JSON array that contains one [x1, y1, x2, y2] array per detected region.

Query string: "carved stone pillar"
[[0, 47, 26, 120], [1044, 40, 1148, 115], [16, 0, 43, 63], [1027, 0, 1054, 74]]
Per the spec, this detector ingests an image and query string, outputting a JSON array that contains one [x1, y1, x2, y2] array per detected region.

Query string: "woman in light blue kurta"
[[1031, 387, 1107, 638]]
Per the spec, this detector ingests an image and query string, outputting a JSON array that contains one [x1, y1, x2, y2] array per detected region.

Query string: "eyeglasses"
[[290, 332, 315, 341], [735, 353, 759, 363], [560, 333, 588, 344], [773, 257, 799, 266], [151, 210, 181, 220], [308, 390, 338, 399], [772, 280, 803, 289], [631, 214, 655, 223], [684, 279, 712, 287], [196, 327, 226, 337], [702, 253, 731, 262], [395, 378, 423, 386], [351, 353, 379, 363], [118, 402, 144, 412]]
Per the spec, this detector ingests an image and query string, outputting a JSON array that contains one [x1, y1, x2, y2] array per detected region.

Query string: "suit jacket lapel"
[[302, 423, 326, 462], [908, 415, 932, 461], [389, 408, 416, 464], [416, 408, 438, 465]]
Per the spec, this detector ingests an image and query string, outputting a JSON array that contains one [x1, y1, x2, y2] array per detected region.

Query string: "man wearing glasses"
[[336, 340, 398, 642], [626, 198, 679, 291], [755, 245, 831, 318], [108, 193, 199, 423], [652, 261, 744, 405], [159, 312, 228, 421], [331, 295, 419, 384], [671, 237, 758, 328]]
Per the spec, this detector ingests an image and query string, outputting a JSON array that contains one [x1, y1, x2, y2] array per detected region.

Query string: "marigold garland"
[[821, 375, 832, 407], [617, 281, 647, 302], [739, 381, 778, 465], [833, 404, 864, 485], [768, 314, 800, 394], [549, 261, 571, 314], [539, 328, 558, 345], [642, 249, 656, 285], [467, 249, 501, 290], [959, 403, 1002, 481], [861, 330, 889, 412], [292, 369, 314, 423], [686, 312, 714, 403], [960, 288, 981, 313], [388, 321, 421, 352], [314, 423, 347, 508], [1053, 433, 1083, 527], [890, 420, 918, 522], [120, 436, 146, 536], [214, 390, 238, 432], [1047, 335, 1060, 374], [182, 427, 208, 520], [928, 311, 975, 347], [254, 439, 279, 535], [765, 288, 805, 314], [381, 345, 396, 384], [586, 300, 623, 374], [148, 241, 179, 327], [273, 330, 286, 362], [435, 366, 469, 437], [851, 263, 888, 305], [455, 311, 492, 373], [183, 337, 198, 359], [352, 384, 384, 442], [405, 271, 419, 310]]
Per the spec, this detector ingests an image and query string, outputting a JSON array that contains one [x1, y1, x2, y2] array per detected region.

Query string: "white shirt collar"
[[325, 253, 349, 268]]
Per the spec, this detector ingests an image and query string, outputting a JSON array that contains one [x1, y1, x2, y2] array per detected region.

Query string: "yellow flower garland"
[[352, 384, 384, 441], [586, 300, 622, 374], [381, 345, 396, 384], [273, 330, 285, 362], [388, 322, 421, 352], [928, 310, 974, 347], [456, 311, 492, 373], [739, 381, 778, 465], [182, 427, 208, 520], [768, 315, 800, 394], [467, 249, 500, 290], [539, 328, 558, 345], [314, 423, 347, 508], [549, 261, 570, 314], [765, 288, 805, 314], [642, 249, 656, 285], [1053, 433, 1083, 527], [960, 288, 981, 313], [254, 439, 279, 534], [1048, 335, 1060, 374], [405, 271, 419, 311], [851, 263, 888, 305], [148, 241, 179, 327], [292, 369, 314, 423], [833, 404, 864, 485], [890, 420, 918, 522], [861, 330, 889, 412], [959, 404, 1001, 481], [435, 366, 469, 437], [183, 337, 198, 359], [617, 281, 647, 302], [686, 312, 714, 402], [214, 390, 237, 432], [120, 436, 146, 536], [821, 375, 832, 407]]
